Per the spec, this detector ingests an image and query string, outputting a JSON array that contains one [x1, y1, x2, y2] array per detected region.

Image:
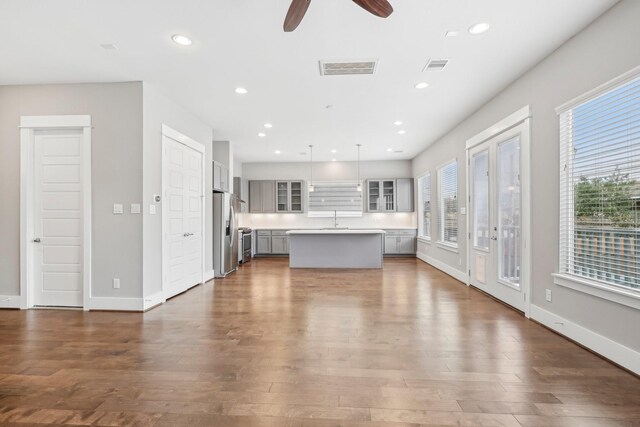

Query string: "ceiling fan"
[[284, 0, 394, 32]]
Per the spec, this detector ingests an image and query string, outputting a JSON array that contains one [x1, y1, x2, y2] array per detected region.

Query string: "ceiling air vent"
[[423, 59, 449, 71], [319, 60, 377, 76]]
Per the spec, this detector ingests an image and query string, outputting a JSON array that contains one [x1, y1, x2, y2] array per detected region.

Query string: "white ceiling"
[[0, 0, 616, 162]]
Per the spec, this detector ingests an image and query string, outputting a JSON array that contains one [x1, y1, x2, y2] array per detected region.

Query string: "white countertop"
[[287, 229, 386, 235]]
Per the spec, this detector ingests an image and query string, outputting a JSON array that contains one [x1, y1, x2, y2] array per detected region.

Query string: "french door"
[[469, 124, 527, 312]]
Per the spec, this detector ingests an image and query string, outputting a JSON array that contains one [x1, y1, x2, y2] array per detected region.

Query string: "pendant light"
[[308, 145, 314, 192], [356, 144, 362, 192]]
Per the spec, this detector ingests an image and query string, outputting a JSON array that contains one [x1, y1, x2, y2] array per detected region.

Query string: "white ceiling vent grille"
[[320, 60, 377, 76], [423, 59, 449, 71]]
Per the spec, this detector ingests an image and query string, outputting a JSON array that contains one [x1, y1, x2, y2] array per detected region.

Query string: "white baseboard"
[[204, 270, 215, 282], [88, 296, 144, 311], [531, 305, 639, 375], [143, 291, 164, 311], [417, 252, 468, 284], [0, 295, 21, 309]]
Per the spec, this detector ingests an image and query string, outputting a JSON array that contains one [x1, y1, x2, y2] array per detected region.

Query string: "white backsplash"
[[238, 212, 417, 229]]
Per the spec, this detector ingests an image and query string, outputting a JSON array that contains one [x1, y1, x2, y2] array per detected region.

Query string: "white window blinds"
[[307, 181, 363, 217], [420, 173, 432, 239], [559, 74, 640, 292], [438, 160, 458, 246]]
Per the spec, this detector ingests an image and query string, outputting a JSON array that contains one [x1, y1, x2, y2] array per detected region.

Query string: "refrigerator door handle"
[[229, 204, 235, 247]]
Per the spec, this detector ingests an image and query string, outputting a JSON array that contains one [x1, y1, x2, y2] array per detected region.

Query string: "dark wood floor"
[[0, 258, 638, 426]]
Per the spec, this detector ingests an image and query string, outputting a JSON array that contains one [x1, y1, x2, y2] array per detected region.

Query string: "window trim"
[[553, 273, 640, 310], [417, 171, 432, 241], [437, 159, 459, 248], [555, 67, 640, 307]]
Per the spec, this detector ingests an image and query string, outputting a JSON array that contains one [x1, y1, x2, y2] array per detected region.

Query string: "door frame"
[[465, 106, 532, 318], [161, 125, 206, 301], [20, 115, 92, 310]]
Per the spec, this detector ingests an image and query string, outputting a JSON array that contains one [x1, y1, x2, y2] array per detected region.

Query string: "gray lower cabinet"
[[256, 235, 272, 254], [384, 230, 417, 255], [249, 181, 276, 213], [255, 230, 289, 255]]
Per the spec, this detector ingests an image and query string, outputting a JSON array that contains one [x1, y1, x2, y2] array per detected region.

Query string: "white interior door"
[[163, 135, 203, 299], [469, 125, 525, 312], [33, 129, 84, 307]]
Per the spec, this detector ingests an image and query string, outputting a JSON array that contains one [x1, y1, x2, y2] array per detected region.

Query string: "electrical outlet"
[[113, 278, 120, 289], [545, 289, 552, 302], [113, 203, 124, 214]]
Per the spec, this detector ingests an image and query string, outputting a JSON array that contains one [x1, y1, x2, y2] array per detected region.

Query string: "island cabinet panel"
[[396, 178, 415, 212], [384, 229, 417, 255], [249, 180, 276, 213]]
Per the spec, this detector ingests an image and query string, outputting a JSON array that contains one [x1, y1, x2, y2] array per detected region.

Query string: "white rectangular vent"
[[423, 59, 449, 71], [320, 60, 377, 76]]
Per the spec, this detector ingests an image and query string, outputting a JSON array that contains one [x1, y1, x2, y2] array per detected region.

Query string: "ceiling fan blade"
[[352, 0, 393, 18], [284, 0, 311, 32]]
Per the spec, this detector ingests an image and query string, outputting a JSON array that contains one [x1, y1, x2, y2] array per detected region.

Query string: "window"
[[558, 73, 640, 294], [438, 160, 458, 246], [418, 172, 431, 239], [307, 181, 363, 217]]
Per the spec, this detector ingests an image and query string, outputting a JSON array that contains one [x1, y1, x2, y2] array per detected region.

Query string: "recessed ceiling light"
[[398, 130, 406, 135], [235, 87, 248, 95], [171, 34, 193, 46], [445, 31, 459, 37], [414, 82, 429, 89], [275, 150, 281, 154], [264, 123, 273, 128], [393, 121, 403, 126], [258, 132, 266, 137], [469, 22, 490, 35], [330, 149, 337, 153], [386, 148, 393, 152]]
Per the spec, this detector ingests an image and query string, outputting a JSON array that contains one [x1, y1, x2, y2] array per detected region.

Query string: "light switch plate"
[[545, 289, 552, 302], [150, 205, 157, 215], [113, 203, 124, 214], [460, 207, 467, 215], [130, 203, 141, 214]]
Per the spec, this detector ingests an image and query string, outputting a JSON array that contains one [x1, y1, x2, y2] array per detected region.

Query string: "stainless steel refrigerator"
[[213, 192, 240, 277]]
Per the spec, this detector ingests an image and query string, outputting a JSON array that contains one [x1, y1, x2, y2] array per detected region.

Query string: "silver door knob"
[[33, 238, 41, 243], [184, 233, 190, 237]]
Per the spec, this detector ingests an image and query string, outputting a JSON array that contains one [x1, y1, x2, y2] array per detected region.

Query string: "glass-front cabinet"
[[366, 179, 397, 212], [275, 181, 304, 213]]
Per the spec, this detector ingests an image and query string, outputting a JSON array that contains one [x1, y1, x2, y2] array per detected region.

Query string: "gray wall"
[[0, 82, 143, 298], [412, 0, 640, 350], [142, 83, 214, 296]]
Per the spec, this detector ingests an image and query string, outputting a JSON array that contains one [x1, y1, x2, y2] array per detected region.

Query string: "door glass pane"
[[498, 137, 521, 286], [473, 150, 490, 249]]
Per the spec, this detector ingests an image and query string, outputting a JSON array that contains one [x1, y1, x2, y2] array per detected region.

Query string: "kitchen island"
[[287, 229, 385, 269]]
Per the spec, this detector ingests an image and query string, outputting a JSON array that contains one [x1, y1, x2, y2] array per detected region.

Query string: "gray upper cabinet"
[[249, 180, 276, 213], [396, 178, 415, 212], [366, 179, 396, 212], [213, 161, 229, 192], [366, 179, 414, 213], [276, 181, 304, 213]]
